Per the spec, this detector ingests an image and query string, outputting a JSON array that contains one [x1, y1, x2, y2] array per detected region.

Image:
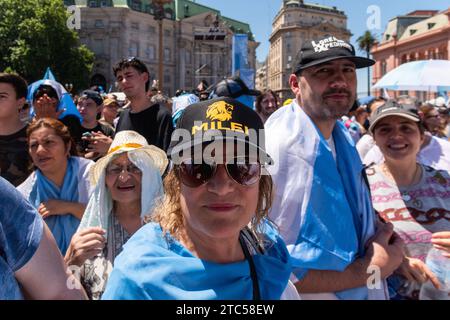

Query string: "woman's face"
[[29, 127, 70, 174], [373, 116, 424, 162], [105, 153, 142, 205], [424, 108, 442, 133], [179, 161, 260, 242], [260, 93, 277, 117], [103, 103, 119, 122]]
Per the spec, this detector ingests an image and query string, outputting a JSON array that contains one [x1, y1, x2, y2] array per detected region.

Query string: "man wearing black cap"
[[76, 90, 114, 159], [265, 35, 404, 299]]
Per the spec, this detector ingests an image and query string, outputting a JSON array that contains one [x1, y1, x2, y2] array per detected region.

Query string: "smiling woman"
[[17, 118, 95, 256], [102, 97, 297, 300], [366, 100, 450, 300], [64, 130, 168, 299]]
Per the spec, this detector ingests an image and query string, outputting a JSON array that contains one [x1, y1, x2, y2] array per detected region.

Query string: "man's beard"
[[319, 88, 354, 120]]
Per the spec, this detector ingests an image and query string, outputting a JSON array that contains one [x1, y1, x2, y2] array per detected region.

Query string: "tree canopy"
[[0, 0, 94, 91]]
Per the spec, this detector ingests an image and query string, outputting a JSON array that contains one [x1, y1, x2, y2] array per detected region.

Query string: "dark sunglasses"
[[175, 158, 261, 188]]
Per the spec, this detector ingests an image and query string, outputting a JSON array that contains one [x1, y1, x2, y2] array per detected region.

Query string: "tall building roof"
[[278, 0, 346, 16], [381, 8, 449, 43], [67, 0, 254, 40]]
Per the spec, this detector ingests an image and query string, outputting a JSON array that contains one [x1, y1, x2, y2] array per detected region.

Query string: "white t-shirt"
[[356, 134, 375, 160], [326, 136, 337, 162], [363, 135, 450, 171]]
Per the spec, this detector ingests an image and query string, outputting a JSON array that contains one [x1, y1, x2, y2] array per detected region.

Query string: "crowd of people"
[[0, 34, 449, 300]]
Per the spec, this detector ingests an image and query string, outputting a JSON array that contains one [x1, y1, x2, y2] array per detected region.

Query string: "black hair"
[[113, 57, 150, 91], [0, 73, 28, 99]]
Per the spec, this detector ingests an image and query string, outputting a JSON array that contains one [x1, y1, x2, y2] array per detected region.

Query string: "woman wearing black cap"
[[365, 101, 450, 300], [102, 97, 297, 300]]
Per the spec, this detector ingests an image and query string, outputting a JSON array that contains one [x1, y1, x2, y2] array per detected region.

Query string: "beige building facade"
[[66, 0, 258, 96], [268, 0, 351, 100]]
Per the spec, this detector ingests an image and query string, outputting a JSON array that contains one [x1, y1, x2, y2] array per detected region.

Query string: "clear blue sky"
[[195, 0, 449, 96]]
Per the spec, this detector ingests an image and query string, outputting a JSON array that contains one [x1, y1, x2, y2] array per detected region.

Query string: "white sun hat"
[[90, 130, 168, 185], [79, 130, 168, 240]]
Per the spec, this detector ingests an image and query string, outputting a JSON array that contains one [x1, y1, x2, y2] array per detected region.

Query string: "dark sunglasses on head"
[[175, 158, 261, 188]]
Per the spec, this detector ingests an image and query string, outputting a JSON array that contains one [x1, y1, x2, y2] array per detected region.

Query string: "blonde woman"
[[103, 98, 296, 300]]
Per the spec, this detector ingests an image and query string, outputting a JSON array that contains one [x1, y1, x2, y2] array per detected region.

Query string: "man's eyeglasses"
[[106, 163, 142, 176], [175, 158, 261, 188]]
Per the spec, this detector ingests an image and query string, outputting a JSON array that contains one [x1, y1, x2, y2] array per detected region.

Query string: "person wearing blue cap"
[[265, 35, 405, 300]]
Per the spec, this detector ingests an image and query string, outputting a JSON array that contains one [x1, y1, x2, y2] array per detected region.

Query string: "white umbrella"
[[373, 59, 450, 92]]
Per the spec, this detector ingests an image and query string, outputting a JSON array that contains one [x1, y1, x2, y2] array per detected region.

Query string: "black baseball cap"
[[81, 90, 103, 106], [293, 35, 375, 74], [368, 100, 420, 135], [208, 76, 261, 99], [168, 97, 272, 165]]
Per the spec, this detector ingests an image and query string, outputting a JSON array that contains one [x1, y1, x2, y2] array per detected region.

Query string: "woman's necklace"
[[381, 163, 421, 202]]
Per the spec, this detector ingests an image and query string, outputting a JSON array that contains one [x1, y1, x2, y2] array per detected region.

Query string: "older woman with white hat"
[[64, 130, 168, 299]]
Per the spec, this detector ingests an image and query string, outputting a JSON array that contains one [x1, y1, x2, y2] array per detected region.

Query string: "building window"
[[131, 22, 139, 30], [381, 60, 387, 76], [92, 39, 104, 55], [164, 29, 171, 37], [149, 26, 156, 34], [146, 45, 155, 60], [129, 42, 139, 57], [164, 48, 171, 62], [164, 74, 171, 83], [131, 0, 141, 11], [94, 20, 104, 28]]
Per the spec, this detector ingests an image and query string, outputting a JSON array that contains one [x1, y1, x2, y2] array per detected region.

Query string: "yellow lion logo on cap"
[[206, 101, 234, 121]]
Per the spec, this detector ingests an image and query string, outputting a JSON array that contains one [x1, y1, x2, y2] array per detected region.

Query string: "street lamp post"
[[152, 0, 172, 93], [65, 83, 73, 94]]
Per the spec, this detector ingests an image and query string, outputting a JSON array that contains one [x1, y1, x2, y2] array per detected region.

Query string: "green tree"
[[0, 0, 94, 91], [357, 30, 377, 96]]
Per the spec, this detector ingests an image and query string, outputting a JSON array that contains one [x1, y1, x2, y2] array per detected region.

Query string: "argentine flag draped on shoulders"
[[265, 100, 388, 300], [102, 221, 291, 300]]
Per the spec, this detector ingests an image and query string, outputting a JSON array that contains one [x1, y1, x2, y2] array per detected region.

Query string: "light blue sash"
[[266, 102, 378, 299], [28, 157, 80, 255], [102, 222, 291, 300]]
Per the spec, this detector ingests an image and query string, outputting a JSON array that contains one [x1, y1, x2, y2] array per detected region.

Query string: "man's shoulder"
[[265, 103, 297, 130], [0, 124, 28, 141], [97, 122, 115, 137], [153, 103, 172, 118]]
